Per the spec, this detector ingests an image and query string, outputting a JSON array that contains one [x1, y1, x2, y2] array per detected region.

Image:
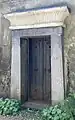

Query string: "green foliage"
[[41, 93, 75, 120], [41, 105, 73, 120], [62, 93, 75, 119], [0, 98, 21, 115]]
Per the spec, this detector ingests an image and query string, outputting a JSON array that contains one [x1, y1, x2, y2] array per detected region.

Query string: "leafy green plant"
[[61, 93, 75, 119], [0, 98, 21, 115], [41, 104, 73, 120], [41, 93, 75, 120]]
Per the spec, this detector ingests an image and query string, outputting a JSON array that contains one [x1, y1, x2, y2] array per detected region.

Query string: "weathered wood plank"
[[21, 38, 29, 102], [43, 36, 51, 103]]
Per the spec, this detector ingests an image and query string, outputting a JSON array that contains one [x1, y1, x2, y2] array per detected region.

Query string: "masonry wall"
[[0, 0, 75, 97], [64, 15, 75, 93], [0, 15, 11, 97]]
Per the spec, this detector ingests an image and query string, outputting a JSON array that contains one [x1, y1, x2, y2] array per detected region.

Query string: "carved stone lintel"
[[4, 6, 70, 30]]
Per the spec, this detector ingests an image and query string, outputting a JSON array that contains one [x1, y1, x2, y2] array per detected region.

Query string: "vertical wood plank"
[[39, 38, 43, 100], [43, 36, 51, 103], [21, 38, 29, 102]]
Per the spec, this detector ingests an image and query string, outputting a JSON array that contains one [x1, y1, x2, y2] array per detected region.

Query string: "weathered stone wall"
[[0, 0, 75, 97], [64, 14, 75, 93], [0, 14, 11, 97], [0, 0, 74, 14], [0, 0, 73, 14]]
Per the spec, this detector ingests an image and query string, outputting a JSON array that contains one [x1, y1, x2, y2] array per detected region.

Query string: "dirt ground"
[[0, 110, 41, 120]]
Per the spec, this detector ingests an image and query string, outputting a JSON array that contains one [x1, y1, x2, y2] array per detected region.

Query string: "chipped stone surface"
[[0, 0, 74, 14], [64, 14, 75, 93], [0, 14, 11, 98], [51, 32, 64, 104]]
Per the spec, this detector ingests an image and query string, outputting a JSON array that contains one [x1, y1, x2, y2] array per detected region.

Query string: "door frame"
[[11, 27, 64, 106]]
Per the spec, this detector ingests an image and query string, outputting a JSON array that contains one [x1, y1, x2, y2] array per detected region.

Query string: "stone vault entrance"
[[4, 6, 70, 106]]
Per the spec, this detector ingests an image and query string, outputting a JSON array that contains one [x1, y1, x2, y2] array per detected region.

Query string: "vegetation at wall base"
[[41, 93, 75, 120], [0, 98, 21, 115], [0, 94, 75, 120]]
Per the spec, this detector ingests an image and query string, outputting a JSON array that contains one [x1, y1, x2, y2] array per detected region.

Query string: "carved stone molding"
[[4, 6, 70, 30]]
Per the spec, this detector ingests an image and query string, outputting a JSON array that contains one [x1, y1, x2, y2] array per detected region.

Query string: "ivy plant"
[[0, 98, 21, 115], [41, 94, 75, 120]]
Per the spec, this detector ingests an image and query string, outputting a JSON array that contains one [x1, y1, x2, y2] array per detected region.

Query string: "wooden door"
[[29, 36, 51, 103]]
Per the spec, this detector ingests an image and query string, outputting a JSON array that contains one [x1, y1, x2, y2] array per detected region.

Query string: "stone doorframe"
[[11, 27, 64, 105], [4, 6, 70, 104]]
